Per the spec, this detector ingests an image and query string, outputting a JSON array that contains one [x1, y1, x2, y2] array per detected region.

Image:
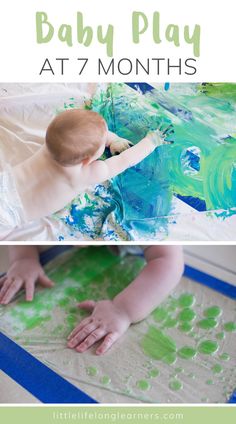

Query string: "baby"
[[0, 245, 184, 355], [0, 109, 166, 231]]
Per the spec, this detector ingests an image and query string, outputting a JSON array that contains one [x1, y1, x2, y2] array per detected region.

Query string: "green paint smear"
[[198, 340, 219, 355], [136, 380, 151, 391], [141, 326, 177, 362], [197, 318, 218, 329], [86, 367, 98, 377], [178, 308, 196, 322], [178, 346, 197, 359], [178, 322, 193, 333], [203, 306, 222, 318], [4, 247, 144, 334], [178, 293, 195, 308], [212, 364, 223, 374], [92, 83, 236, 217], [224, 322, 236, 332], [169, 379, 183, 391]]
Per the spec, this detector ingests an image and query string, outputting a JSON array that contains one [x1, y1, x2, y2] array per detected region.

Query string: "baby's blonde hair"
[[46, 109, 107, 166]]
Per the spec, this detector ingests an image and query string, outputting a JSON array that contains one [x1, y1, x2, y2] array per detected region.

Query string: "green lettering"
[[36, 12, 54, 43], [165, 25, 180, 47], [184, 24, 201, 57], [77, 12, 93, 47], [132, 11, 148, 43], [58, 25, 72, 47], [97, 25, 114, 57]]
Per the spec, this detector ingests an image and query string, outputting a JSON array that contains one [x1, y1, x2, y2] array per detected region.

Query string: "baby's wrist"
[[112, 297, 132, 324], [146, 130, 163, 147]]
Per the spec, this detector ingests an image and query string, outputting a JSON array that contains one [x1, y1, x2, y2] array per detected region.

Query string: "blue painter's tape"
[[126, 82, 154, 94], [0, 332, 97, 404], [40, 246, 73, 266], [184, 265, 236, 300], [176, 194, 207, 211], [228, 390, 236, 403]]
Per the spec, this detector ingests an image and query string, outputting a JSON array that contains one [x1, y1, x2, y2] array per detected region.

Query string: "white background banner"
[[0, 0, 234, 82]]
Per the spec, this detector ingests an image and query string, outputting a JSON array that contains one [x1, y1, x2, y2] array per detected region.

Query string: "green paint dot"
[[178, 322, 193, 333], [216, 332, 225, 340], [101, 375, 111, 385], [152, 307, 168, 322], [198, 340, 219, 355], [197, 318, 218, 329], [175, 367, 184, 374], [188, 373, 196, 379], [212, 364, 223, 374], [178, 293, 195, 308], [164, 317, 178, 328], [162, 353, 177, 365], [219, 353, 230, 361], [169, 379, 183, 391], [136, 380, 150, 391], [141, 326, 177, 361], [224, 322, 236, 332], [203, 306, 222, 318], [86, 367, 98, 377], [178, 308, 196, 322], [148, 368, 159, 378], [206, 379, 214, 385], [178, 346, 197, 359]]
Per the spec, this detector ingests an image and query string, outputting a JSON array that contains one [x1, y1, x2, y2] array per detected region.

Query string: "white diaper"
[[0, 164, 26, 230]]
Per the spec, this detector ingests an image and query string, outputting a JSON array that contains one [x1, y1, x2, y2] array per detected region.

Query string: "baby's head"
[[46, 109, 107, 166]]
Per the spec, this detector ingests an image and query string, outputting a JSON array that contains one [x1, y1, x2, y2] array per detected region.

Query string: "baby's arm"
[[0, 246, 54, 304], [113, 246, 184, 323], [67, 246, 184, 355], [89, 130, 165, 184]]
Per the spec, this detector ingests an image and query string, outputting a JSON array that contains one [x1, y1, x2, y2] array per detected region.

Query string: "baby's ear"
[[82, 157, 91, 166]]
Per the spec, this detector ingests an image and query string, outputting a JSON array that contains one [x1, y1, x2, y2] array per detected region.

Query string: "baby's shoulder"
[[86, 160, 109, 185]]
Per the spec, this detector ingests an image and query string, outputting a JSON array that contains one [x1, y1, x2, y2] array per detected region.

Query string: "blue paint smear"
[[57, 83, 236, 240]]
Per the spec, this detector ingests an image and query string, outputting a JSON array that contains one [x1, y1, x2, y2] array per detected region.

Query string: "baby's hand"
[[146, 129, 170, 147], [67, 299, 131, 355], [0, 259, 54, 305], [110, 138, 133, 156]]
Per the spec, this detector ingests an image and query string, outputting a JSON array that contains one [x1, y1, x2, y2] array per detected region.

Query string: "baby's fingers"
[[38, 273, 55, 288], [0, 278, 23, 305], [25, 279, 36, 302], [96, 332, 119, 355], [77, 300, 96, 312], [0, 278, 13, 302], [0, 275, 7, 288], [76, 327, 107, 353], [67, 321, 98, 348], [67, 317, 92, 340]]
